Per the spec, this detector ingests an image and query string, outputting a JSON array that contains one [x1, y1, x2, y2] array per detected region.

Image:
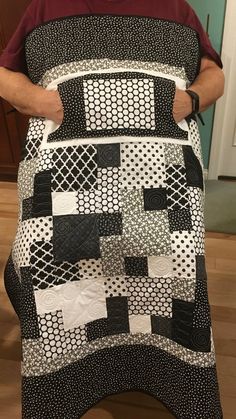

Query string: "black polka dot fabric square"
[[98, 213, 123, 236], [86, 318, 108, 342], [97, 143, 121, 168], [20, 267, 40, 339], [143, 187, 167, 211], [168, 208, 192, 233], [124, 257, 148, 276], [104, 276, 127, 298], [171, 232, 196, 278], [22, 197, 33, 221]]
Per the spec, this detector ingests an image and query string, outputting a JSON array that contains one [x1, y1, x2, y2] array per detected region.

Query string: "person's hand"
[[39, 89, 64, 124], [172, 88, 193, 123]]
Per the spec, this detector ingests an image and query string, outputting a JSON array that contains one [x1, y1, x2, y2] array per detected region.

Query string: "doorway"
[[209, 0, 236, 179]]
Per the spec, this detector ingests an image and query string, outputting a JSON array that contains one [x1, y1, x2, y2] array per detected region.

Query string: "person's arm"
[[0, 66, 63, 124], [173, 57, 225, 123]]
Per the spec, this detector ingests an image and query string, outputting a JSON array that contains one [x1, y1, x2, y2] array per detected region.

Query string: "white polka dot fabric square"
[[38, 310, 87, 360], [188, 187, 205, 255], [189, 120, 204, 168], [36, 149, 53, 173], [129, 315, 152, 334], [104, 276, 128, 297], [78, 258, 104, 279], [97, 167, 121, 212], [52, 192, 78, 215], [77, 189, 102, 214], [120, 142, 166, 189], [83, 77, 156, 131], [126, 276, 172, 317], [171, 231, 196, 278]]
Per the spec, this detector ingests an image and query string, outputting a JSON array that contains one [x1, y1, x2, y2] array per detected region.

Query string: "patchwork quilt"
[[4, 15, 223, 419]]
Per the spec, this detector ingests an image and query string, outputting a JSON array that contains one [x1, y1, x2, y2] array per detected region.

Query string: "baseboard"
[[218, 175, 236, 181]]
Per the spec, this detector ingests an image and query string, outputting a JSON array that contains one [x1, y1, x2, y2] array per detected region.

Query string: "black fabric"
[[25, 15, 200, 85], [22, 345, 223, 419]]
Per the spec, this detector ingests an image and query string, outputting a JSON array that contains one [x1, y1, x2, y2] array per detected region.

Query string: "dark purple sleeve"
[[182, 1, 223, 68], [0, 0, 43, 74]]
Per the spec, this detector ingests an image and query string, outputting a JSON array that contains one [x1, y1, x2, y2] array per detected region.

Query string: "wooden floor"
[[0, 181, 235, 419]]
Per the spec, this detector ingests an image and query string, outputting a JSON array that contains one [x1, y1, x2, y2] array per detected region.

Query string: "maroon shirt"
[[0, 0, 222, 75]]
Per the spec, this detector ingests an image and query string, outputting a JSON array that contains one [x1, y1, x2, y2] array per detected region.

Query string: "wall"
[[187, 0, 226, 169]]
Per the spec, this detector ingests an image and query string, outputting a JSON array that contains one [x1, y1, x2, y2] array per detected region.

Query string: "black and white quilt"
[[4, 15, 223, 419]]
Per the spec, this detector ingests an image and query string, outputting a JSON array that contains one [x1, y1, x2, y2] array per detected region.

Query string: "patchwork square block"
[[52, 192, 78, 215], [143, 188, 167, 211], [182, 145, 204, 190], [97, 143, 121, 167], [97, 167, 121, 213], [30, 240, 80, 289], [126, 276, 172, 317], [20, 267, 40, 339], [129, 315, 152, 334], [171, 231, 196, 278], [166, 165, 189, 210], [52, 145, 97, 192], [106, 296, 130, 335], [32, 171, 52, 217], [168, 208, 192, 233], [151, 314, 172, 338], [148, 256, 173, 278], [77, 189, 102, 214], [22, 197, 33, 221], [120, 142, 166, 189], [124, 257, 148, 276], [53, 214, 101, 262], [86, 318, 108, 341], [98, 213, 123, 236], [172, 298, 195, 348], [100, 236, 125, 276], [35, 279, 107, 330]]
